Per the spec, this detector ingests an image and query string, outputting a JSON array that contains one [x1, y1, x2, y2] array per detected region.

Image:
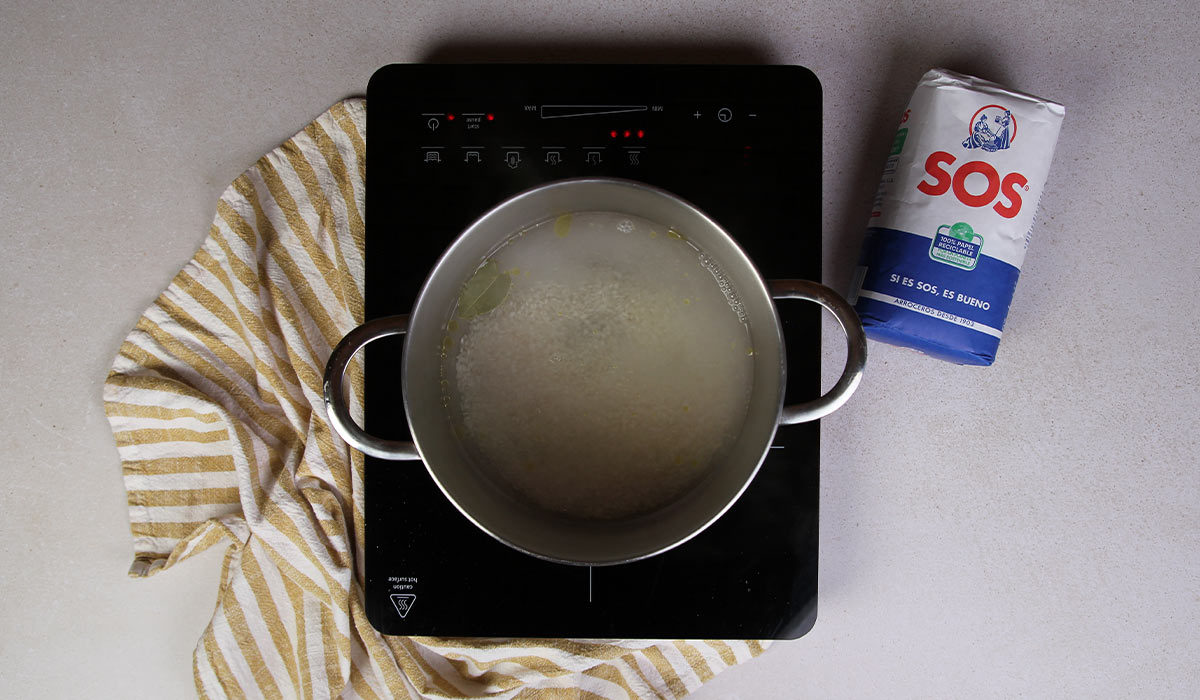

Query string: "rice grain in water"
[[442, 211, 753, 519]]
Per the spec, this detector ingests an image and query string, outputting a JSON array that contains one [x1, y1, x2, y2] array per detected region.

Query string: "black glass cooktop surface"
[[363, 64, 822, 639]]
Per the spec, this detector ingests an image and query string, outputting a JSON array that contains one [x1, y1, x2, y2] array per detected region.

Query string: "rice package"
[[850, 68, 1065, 365]]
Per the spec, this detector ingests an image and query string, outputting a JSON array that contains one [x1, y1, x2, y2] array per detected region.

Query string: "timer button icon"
[[717, 107, 733, 123]]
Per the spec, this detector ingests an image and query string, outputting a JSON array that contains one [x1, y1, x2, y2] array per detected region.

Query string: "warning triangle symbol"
[[390, 593, 416, 618]]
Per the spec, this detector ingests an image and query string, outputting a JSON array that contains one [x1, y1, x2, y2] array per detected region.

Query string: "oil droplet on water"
[[447, 319, 458, 332], [554, 214, 572, 238], [440, 336, 453, 358], [666, 227, 685, 240], [649, 230, 658, 238]]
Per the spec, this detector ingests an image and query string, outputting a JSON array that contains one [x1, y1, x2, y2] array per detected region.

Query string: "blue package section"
[[854, 227, 1023, 365], [855, 296, 997, 365]]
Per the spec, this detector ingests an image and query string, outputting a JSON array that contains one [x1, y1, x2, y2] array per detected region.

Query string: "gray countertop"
[[2, 1, 1196, 697]]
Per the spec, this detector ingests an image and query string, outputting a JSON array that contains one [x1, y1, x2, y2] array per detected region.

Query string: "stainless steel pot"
[[324, 177, 866, 565]]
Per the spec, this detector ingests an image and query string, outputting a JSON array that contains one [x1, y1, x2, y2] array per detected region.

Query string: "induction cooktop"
[[363, 63, 822, 639]]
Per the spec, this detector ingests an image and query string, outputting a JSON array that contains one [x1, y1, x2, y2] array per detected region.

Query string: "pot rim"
[[401, 176, 789, 566]]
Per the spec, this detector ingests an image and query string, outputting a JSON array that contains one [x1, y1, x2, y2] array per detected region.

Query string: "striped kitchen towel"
[[103, 98, 767, 699]]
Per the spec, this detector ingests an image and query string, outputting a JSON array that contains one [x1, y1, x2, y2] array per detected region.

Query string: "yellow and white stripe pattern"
[[104, 98, 767, 699]]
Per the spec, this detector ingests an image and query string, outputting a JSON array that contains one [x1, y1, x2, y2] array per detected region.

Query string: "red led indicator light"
[[486, 113, 495, 121], [624, 130, 631, 138], [610, 130, 618, 138], [637, 129, 645, 138], [446, 113, 455, 121]]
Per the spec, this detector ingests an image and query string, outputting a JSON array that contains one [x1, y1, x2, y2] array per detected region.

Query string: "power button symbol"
[[717, 107, 733, 123]]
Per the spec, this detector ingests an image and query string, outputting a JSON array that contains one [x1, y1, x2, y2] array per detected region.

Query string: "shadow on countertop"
[[421, 40, 772, 64]]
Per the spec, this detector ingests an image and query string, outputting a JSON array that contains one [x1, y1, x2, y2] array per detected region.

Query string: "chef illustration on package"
[[963, 107, 1014, 152]]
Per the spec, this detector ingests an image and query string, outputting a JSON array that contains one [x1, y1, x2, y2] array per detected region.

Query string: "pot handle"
[[769, 279, 868, 424], [323, 315, 422, 460]]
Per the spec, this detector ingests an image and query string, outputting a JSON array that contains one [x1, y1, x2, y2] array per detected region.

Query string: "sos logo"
[[917, 152, 1028, 219], [916, 104, 1028, 219]]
